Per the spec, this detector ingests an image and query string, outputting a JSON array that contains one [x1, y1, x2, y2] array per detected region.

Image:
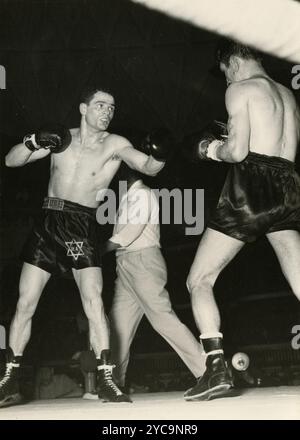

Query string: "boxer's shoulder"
[[106, 133, 133, 151], [68, 128, 80, 146], [225, 82, 249, 109]]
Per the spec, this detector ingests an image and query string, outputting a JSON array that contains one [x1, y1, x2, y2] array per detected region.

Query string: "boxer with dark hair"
[[184, 39, 300, 401], [1, 89, 169, 407], [216, 39, 262, 68]]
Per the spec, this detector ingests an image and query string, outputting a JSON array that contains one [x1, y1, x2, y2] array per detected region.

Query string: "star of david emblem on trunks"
[[65, 239, 85, 260]]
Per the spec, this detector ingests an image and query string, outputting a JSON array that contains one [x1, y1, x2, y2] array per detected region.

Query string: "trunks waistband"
[[43, 197, 97, 217], [244, 152, 295, 171]]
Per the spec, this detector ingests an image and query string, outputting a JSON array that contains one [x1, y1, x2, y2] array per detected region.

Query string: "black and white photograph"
[[0, 0, 299, 426]]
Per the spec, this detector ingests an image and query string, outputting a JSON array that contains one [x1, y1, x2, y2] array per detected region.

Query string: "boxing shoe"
[[184, 353, 233, 401], [97, 350, 132, 403], [184, 335, 233, 401], [0, 348, 22, 408]]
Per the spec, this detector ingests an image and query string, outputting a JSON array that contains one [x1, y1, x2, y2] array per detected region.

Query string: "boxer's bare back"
[[225, 75, 300, 161]]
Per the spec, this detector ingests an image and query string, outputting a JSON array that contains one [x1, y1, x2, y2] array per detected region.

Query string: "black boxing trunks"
[[21, 197, 102, 273], [209, 152, 300, 242]]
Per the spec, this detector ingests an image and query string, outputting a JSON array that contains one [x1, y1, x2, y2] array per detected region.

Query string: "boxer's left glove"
[[23, 124, 72, 154], [140, 128, 173, 162]]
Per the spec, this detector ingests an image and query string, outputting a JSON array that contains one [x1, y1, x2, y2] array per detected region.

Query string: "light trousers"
[[109, 247, 206, 386]]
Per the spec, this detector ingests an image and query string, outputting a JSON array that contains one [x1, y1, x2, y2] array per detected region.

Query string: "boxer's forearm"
[[5, 143, 34, 167], [143, 155, 165, 176], [5, 142, 50, 167], [216, 140, 248, 163]]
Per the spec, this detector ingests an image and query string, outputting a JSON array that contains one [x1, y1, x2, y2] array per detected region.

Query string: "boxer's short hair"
[[216, 39, 262, 66], [80, 86, 114, 105]]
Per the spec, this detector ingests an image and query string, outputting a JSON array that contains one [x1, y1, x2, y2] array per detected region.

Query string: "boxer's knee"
[[82, 293, 104, 318], [186, 267, 215, 295], [15, 296, 37, 320], [78, 273, 103, 294], [80, 282, 105, 321]]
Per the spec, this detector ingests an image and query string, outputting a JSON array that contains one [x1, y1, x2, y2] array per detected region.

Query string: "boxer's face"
[[220, 56, 239, 85], [81, 91, 115, 131]]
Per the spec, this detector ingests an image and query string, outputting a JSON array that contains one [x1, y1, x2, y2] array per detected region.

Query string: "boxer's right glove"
[[198, 138, 224, 161], [184, 120, 227, 162], [23, 124, 71, 154]]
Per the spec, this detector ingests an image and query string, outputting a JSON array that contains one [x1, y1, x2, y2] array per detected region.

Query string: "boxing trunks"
[[209, 152, 300, 242], [21, 197, 102, 273]]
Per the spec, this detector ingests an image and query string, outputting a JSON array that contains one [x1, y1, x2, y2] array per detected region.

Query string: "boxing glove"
[[183, 120, 227, 162], [23, 124, 72, 154], [140, 128, 173, 161]]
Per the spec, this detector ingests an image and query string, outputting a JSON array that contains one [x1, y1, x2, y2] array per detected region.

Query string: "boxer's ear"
[[79, 103, 87, 115], [230, 55, 240, 74]]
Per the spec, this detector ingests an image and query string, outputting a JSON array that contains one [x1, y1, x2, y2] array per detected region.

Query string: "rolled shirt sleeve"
[[110, 187, 152, 247]]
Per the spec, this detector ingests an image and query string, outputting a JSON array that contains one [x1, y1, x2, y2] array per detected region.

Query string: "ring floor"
[[0, 386, 299, 420]]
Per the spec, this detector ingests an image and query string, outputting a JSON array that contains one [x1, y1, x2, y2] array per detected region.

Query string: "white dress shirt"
[[110, 180, 160, 255]]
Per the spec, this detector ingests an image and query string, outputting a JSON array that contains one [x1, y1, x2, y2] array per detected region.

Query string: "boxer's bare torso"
[[48, 129, 128, 208], [5, 90, 164, 208]]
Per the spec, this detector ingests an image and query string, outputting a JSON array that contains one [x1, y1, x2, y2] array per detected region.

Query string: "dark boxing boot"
[[184, 335, 233, 401], [97, 350, 132, 403], [0, 348, 22, 408]]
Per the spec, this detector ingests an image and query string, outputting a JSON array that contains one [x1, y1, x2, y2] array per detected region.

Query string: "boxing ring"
[[0, 387, 299, 420], [132, 0, 300, 63], [1, 0, 300, 423]]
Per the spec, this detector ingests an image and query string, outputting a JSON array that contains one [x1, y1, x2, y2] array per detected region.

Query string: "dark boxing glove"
[[140, 128, 173, 162], [23, 124, 72, 154]]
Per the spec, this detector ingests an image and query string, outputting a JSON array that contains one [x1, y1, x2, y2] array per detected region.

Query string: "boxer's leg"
[[187, 228, 244, 334], [10, 263, 51, 354], [73, 267, 131, 402], [0, 263, 50, 408], [267, 230, 300, 300], [72, 267, 107, 356], [184, 228, 244, 400]]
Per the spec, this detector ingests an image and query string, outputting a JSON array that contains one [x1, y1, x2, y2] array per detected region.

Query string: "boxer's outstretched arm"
[[116, 144, 165, 176], [215, 83, 250, 163], [5, 142, 50, 167]]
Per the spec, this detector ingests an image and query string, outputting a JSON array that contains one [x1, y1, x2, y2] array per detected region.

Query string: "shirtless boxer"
[[0, 87, 167, 407], [184, 40, 300, 401]]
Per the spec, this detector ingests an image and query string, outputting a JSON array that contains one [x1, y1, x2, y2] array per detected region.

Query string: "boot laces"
[[99, 364, 122, 396], [0, 363, 15, 387]]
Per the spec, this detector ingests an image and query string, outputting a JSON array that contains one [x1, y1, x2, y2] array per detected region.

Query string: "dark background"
[[0, 0, 299, 390]]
